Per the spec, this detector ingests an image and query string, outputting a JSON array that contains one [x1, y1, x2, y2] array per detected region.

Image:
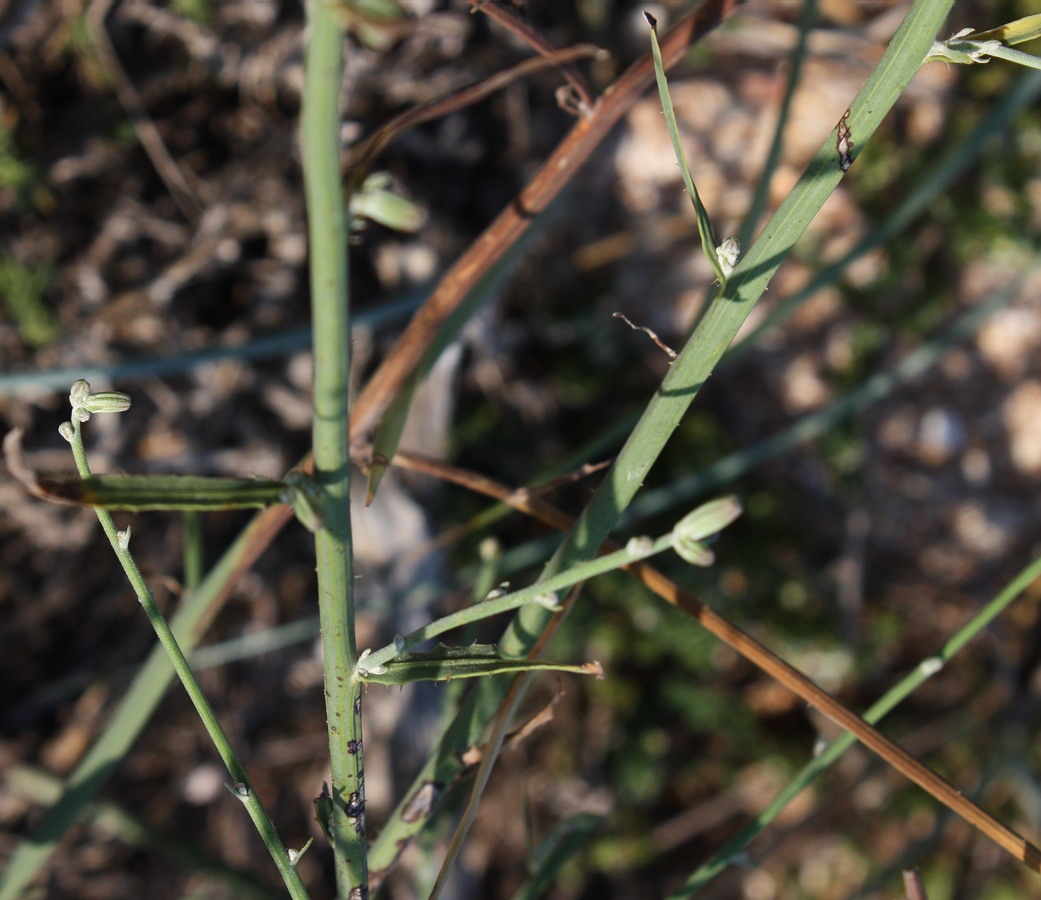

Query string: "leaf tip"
[[643, 10, 657, 29], [584, 660, 606, 680]]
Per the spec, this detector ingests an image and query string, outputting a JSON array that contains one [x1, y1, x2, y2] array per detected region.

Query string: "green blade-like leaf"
[[33, 474, 287, 511], [357, 643, 604, 685], [646, 13, 727, 287], [983, 43, 1041, 70], [973, 14, 1041, 46]]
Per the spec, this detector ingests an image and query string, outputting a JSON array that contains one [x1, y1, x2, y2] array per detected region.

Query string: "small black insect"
[[836, 109, 854, 173]]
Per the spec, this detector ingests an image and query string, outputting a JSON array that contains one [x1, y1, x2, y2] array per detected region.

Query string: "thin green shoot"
[[301, 0, 367, 890], [737, 0, 816, 250], [59, 386, 309, 900]]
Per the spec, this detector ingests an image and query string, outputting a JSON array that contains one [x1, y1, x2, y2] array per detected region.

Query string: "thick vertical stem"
[[301, 2, 367, 895]]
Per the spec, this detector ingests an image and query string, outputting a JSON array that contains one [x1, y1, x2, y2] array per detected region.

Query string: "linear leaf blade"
[[33, 474, 287, 511], [358, 643, 604, 685]]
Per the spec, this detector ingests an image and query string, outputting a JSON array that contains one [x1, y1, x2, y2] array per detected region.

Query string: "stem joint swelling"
[[281, 469, 328, 532]]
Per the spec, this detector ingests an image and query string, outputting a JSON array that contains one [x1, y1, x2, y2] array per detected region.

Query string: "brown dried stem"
[[470, 0, 597, 111], [345, 43, 606, 193]]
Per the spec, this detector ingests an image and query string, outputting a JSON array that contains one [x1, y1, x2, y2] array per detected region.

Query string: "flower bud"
[[69, 380, 91, 407], [674, 495, 742, 544], [81, 391, 131, 414]]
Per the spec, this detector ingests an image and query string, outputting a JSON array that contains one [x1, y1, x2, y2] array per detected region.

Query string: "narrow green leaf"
[[356, 643, 604, 685], [984, 43, 1041, 69], [34, 474, 287, 511], [973, 14, 1041, 46], [646, 12, 728, 287]]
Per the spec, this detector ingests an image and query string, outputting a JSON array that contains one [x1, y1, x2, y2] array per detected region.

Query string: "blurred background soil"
[[2, 1, 1041, 898]]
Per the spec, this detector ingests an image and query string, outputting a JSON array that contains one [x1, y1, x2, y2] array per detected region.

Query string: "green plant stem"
[[301, 2, 366, 894], [183, 510, 204, 591], [647, 18, 726, 286], [430, 670, 532, 900], [65, 419, 308, 899], [676, 550, 1041, 896]]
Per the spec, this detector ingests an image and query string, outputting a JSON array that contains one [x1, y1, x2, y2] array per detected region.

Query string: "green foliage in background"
[[0, 256, 58, 347]]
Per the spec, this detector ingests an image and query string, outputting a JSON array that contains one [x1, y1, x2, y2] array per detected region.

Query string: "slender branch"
[[346, 43, 605, 193], [470, 0, 597, 111], [63, 411, 308, 898]]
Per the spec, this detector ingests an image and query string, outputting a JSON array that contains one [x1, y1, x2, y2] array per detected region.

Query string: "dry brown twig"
[[345, 42, 607, 193], [469, 0, 598, 113]]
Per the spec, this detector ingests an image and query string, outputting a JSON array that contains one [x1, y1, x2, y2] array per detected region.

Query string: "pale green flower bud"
[[674, 495, 742, 543], [716, 237, 740, 278], [81, 391, 131, 414], [69, 380, 91, 408], [673, 539, 715, 567], [672, 495, 742, 566]]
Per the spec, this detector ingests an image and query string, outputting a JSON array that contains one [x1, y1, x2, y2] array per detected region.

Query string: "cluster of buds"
[[59, 381, 131, 442], [66, 379, 131, 424]]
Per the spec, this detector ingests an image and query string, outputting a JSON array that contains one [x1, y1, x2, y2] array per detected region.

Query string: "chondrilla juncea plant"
[[5, 3, 1041, 898]]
